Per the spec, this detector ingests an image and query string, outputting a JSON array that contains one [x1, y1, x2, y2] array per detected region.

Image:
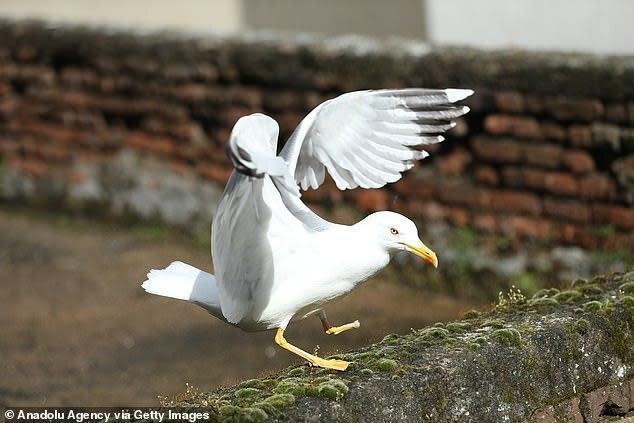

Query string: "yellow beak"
[[403, 242, 438, 268]]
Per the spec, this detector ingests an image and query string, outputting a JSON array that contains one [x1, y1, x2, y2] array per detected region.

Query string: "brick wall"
[[0, 20, 633, 250]]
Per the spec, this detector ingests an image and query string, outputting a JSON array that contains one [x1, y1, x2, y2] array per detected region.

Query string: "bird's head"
[[360, 211, 438, 268]]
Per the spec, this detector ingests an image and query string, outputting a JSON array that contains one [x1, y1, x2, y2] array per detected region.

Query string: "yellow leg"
[[274, 328, 349, 371], [319, 313, 361, 335]]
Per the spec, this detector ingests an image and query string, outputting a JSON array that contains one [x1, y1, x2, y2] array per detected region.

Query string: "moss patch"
[[620, 282, 634, 295], [492, 328, 522, 348], [375, 358, 399, 372]]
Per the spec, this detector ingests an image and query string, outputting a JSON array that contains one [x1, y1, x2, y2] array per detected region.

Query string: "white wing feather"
[[280, 88, 473, 191]]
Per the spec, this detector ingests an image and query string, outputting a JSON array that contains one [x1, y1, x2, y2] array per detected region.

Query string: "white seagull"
[[142, 88, 473, 370]]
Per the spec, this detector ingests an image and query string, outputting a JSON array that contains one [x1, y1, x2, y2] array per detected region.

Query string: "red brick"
[[398, 179, 435, 199], [605, 103, 627, 123], [522, 169, 547, 189], [591, 205, 634, 230], [437, 181, 480, 206], [579, 173, 617, 200], [437, 148, 471, 175], [525, 95, 544, 114], [485, 189, 542, 215], [600, 233, 632, 250], [543, 197, 591, 222], [562, 150, 595, 174], [484, 115, 541, 138], [555, 223, 579, 244], [524, 144, 563, 168], [568, 125, 593, 147], [124, 132, 175, 156], [262, 89, 304, 111], [15, 158, 48, 178], [275, 110, 304, 136], [218, 105, 253, 127], [60, 67, 99, 88], [471, 136, 523, 163], [501, 167, 524, 188], [494, 91, 525, 113], [410, 201, 447, 221], [544, 172, 578, 196], [474, 165, 499, 186], [448, 208, 470, 226], [16, 45, 38, 62], [541, 121, 567, 141], [502, 216, 552, 239], [545, 97, 604, 122], [473, 214, 497, 232], [355, 189, 388, 212], [198, 164, 232, 184]]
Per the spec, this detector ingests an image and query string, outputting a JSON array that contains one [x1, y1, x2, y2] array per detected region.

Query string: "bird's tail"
[[141, 261, 225, 321]]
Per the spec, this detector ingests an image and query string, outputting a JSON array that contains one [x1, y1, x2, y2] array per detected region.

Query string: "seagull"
[[142, 88, 473, 371]]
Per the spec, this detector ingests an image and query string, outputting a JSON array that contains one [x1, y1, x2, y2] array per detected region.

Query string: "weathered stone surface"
[[170, 272, 634, 422]]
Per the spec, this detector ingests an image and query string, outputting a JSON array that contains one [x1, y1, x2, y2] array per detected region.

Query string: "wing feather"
[[280, 88, 473, 191]]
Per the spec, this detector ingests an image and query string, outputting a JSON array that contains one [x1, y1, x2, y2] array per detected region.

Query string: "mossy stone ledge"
[[168, 271, 634, 422]]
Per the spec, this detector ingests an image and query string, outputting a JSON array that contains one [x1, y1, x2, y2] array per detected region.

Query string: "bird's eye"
[[390, 227, 399, 235]]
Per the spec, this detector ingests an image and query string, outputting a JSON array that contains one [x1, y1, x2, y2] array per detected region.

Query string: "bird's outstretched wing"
[[280, 88, 473, 191]]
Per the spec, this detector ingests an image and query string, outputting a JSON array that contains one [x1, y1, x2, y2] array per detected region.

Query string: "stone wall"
[[166, 271, 634, 422], [0, 20, 633, 250]]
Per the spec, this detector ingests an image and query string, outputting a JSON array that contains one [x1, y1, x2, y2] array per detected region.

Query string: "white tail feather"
[[142, 261, 225, 320]]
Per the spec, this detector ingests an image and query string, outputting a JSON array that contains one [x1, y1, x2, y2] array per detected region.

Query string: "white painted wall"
[[0, 0, 632, 55], [426, 0, 634, 55], [0, 0, 242, 34]]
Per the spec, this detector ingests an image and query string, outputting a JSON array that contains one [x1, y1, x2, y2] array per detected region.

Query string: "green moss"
[[472, 336, 488, 346], [234, 387, 261, 399], [219, 405, 267, 423], [446, 322, 472, 333], [582, 300, 603, 312], [420, 327, 450, 341], [532, 288, 560, 299], [620, 296, 634, 307], [462, 309, 481, 319], [528, 297, 559, 308], [238, 379, 265, 389], [467, 342, 482, 351], [381, 333, 400, 344], [553, 290, 583, 303], [484, 319, 506, 329], [375, 358, 399, 372], [620, 282, 634, 295], [273, 380, 307, 397], [287, 367, 305, 377], [255, 393, 295, 409], [570, 279, 588, 288], [360, 368, 374, 376], [492, 328, 522, 348], [577, 285, 604, 296], [317, 379, 348, 400], [591, 275, 608, 285], [574, 318, 591, 335]]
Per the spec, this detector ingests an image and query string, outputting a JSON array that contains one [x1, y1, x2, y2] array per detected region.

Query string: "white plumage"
[[142, 88, 473, 370]]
